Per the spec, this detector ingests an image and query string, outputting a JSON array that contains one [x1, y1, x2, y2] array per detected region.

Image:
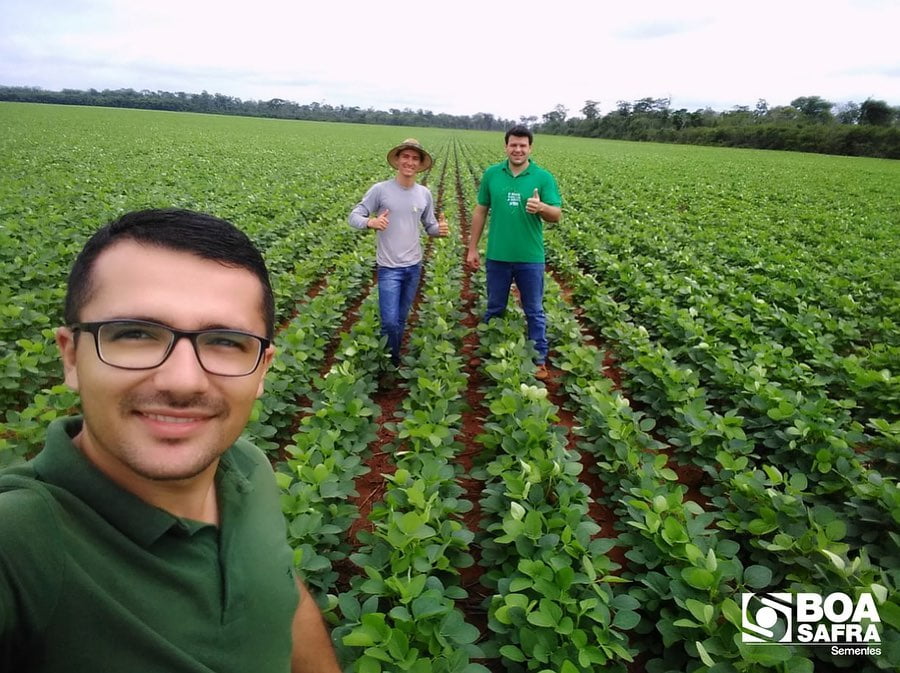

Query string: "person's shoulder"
[[229, 437, 276, 475], [0, 472, 66, 633], [480, 161, 505, 183], [0, 473, 62, 547]]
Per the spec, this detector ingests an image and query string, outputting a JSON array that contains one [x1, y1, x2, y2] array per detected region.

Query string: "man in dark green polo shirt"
[[466, 126, 562, 380], [0, 209, 341, 672]]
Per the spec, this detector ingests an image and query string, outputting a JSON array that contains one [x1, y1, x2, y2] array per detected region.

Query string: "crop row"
[[544, 201, 900, 580], [333, 156, 494, 673], [458, 140, 898, 670]]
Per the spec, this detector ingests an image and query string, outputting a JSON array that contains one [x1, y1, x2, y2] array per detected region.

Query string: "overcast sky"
[[2, 0, 898, 121]]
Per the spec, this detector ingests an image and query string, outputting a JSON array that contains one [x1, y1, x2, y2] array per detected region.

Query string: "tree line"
[[0, 86, 515, 132], [2, 86, 898, 158], [535, 97, 900, 159]]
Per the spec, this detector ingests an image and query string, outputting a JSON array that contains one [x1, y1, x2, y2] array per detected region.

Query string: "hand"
[[368, 209, 389, 230], [437, 212, 450, 237], [525, 188, 543, 215], [466, 248, 480, 270]]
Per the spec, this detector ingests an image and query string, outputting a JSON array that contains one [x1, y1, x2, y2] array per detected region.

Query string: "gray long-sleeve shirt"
[[348, 179, 439, 267]]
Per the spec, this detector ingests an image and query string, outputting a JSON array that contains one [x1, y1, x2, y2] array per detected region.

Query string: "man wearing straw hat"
[[349, 139, 449, 367]]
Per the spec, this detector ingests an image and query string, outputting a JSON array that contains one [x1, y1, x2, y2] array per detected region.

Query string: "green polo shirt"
[[0, 417, 298, 672], [477, 159, 562, 263]]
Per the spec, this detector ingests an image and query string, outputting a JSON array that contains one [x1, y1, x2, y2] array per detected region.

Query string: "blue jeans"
[[378, 264, 422, 364], [484, 260, 548, 363]]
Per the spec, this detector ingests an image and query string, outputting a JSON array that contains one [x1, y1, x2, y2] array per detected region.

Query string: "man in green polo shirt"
[[466, 126, 562, 380], [0, 209, 341, 672]]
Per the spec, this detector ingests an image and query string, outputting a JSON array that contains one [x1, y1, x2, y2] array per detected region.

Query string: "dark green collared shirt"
[[0, 417, 298, 672], [477, 159, 562, 263]]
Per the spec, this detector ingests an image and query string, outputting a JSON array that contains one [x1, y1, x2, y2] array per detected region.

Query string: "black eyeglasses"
[[70, 320, 271, 377]]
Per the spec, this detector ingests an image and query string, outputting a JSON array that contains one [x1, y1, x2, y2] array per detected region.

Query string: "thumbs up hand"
[[437, 212, 450, 237], [368, 209, 390, 231], [526, 188, 544, 216]]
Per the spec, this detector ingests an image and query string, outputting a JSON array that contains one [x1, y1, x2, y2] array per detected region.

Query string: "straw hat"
[[387, 138, 433, 172]]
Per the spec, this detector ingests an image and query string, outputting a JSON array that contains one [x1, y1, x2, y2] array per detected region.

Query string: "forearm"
[[468, 205, 487, 251], [537, 203, 561, 223], [291, 580, 341, 673], [348, 204, 372, 230], [423, 195, 439, 236], [349, 184, 383, 229]]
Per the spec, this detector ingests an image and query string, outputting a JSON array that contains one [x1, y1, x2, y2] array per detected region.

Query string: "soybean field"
[[1, 102, 898, 673]]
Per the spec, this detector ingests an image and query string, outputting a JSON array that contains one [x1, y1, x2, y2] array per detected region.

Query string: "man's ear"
[[255, 345, 276, 398], [56, 327, 80, 392]]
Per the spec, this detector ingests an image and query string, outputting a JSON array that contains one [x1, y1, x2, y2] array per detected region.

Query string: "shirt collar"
[[503, 159, 533, 176], [32, 417, 254, 547]]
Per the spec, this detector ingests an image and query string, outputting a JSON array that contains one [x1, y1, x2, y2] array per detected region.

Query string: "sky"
[[2, 0, 899, 121]]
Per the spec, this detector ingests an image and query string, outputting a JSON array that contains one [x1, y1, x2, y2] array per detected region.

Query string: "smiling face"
[[505, 134, 532, 168], [395, 147, 423, 178], [56, 240, 274, 491]]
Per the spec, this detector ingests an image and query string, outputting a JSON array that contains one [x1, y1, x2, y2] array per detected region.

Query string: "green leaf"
[[695, 640, 715, 667], [526, 610, 556, 628], [720, 598, 743, 627], [876, 598, 900, 630], [358, 655, 382, 673], [685, 598, 712, 625], [412, 595, 447, 620], [662, 516, 689, 544], [820, 549, 846, 571], [612, 609, 641, 630], [748, 518, 778, 535], [510, 501, 526, 521], [343, 628, 377, 647], [682, 567, 715, 590], [509, 576, 532, 592], [743, 564, 773, 589], [673, 618, 701, 628], [560, 661, 579, 673], [499, 645, 526, 662], [611, 594, 641, 611]]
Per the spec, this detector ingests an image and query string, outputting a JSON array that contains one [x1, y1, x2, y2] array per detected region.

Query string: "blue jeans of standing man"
[[378, 263, 422, 364], [484, 260, 548, 364]]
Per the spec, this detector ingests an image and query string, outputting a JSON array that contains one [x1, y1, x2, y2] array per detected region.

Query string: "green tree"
[[581, 100, 601, 120], [835, 101, 860, 124], [541, 104, 568, 131], [722, 105, 753, 126], [859, 98, 894, 126], [671, 108, 689, 130], [790, 95, 834, 123], [767, 105, 801, 123]]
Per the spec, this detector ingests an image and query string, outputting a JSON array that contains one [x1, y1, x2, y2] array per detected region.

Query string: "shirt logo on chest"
[[507, 192, 521, 208]]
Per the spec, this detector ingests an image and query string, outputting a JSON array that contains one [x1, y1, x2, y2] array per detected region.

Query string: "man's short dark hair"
[[64, 209, 276, 339], [505, 125, 533, 145]]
